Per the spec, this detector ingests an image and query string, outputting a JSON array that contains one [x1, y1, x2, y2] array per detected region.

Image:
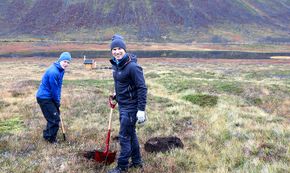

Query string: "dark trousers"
[[37, 98, 60, 142], [118, 111, 142, 169]]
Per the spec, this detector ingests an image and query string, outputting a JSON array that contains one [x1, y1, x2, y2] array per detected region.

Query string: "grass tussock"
[[0, 57, 289, 173], [0, 117, 24, 134], [183, 94, 218, 107], [0, 100, 10, 110]]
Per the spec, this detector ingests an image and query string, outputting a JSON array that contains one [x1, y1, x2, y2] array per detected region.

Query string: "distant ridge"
[[0, 0, 290, 43]]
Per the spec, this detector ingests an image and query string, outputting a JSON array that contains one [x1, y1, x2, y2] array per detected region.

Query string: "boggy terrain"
[[0, 57, 289, 172]]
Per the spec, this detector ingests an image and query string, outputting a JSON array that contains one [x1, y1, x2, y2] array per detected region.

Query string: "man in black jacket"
[[108, 34, 147, 173]]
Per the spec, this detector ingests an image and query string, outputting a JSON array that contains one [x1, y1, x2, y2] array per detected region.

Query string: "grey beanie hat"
[[110, 34, 126, 51]]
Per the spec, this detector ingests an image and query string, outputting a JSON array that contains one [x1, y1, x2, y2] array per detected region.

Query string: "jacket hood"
[[130, 54, 137, 63], [54, 61, 65, 71]]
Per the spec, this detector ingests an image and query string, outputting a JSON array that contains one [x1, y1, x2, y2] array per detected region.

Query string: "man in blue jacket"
[[36, 52, 72, 144], [108, 35, 147, 173]]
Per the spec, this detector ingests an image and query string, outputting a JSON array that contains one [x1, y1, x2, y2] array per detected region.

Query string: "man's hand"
[[136, 110, 146, 125], [109, 94, 116, 101], [54, 102, 60, 114], [109, 94, 117, 109]]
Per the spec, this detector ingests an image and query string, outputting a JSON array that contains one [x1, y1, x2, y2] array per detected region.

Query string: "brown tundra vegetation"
[[0, 47, 289, 172]]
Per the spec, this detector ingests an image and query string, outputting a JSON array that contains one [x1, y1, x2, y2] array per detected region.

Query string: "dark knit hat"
[[110, 34, 126, 51], [58, 52, 72, 62]]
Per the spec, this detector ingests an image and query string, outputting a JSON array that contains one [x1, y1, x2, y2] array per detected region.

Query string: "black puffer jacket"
[[110, 53, 147, 112]]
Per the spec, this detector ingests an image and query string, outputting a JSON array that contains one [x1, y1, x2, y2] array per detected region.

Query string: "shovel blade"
[[94, 150, 116, 165], [63, 134, 66, 141]]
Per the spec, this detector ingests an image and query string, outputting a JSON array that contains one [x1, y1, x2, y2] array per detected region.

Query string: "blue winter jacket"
[[110, 53, 147, 112], [36, 62, 65, 106]]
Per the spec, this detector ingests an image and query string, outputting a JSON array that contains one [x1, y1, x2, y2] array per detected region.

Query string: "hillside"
[[1, 0, 290, 43]]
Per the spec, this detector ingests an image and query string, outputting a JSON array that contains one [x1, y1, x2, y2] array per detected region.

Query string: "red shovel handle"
[[103, 96, 117, 155], [109, 95, 117, 109], [104, 129, 111, 155], [104, 106, 114, 155]]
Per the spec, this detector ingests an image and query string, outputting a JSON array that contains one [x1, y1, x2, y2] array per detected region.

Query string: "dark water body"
[[2, 50, 290, 59]]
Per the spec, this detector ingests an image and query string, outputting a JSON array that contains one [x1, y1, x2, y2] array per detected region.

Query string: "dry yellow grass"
[[1, 41, 290, 54], [0, 57, 289, 173]]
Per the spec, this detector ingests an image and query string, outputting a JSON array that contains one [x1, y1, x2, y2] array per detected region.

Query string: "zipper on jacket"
[[128, 85, 132, 100]]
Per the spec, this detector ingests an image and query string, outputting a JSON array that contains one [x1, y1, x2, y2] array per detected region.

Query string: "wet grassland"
[[0, 57, 289, 173]]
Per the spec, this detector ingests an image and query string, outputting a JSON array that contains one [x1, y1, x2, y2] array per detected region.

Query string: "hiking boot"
[[107, 167, 128, 173], [129, 162, 143, 168], [44, 138, 58, 144]]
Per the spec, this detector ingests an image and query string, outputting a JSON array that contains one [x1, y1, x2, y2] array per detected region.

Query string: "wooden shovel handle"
[[60, 113, 66, 141], [108, 108, 113, 130]]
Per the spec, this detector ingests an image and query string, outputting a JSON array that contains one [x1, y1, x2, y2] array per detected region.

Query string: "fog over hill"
[[1, 0, 290, 43]]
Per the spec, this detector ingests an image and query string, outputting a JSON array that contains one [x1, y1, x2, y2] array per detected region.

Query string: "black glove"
[[53, 101, 60, 113], [110, 94, 116, 101]]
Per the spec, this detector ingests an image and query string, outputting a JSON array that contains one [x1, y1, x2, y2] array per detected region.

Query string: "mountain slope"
[[1, 0, 290, 43]]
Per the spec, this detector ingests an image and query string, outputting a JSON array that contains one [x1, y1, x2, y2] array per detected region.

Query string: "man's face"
[[60, 60, 70, 70], [111, 47, 126, 60]]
